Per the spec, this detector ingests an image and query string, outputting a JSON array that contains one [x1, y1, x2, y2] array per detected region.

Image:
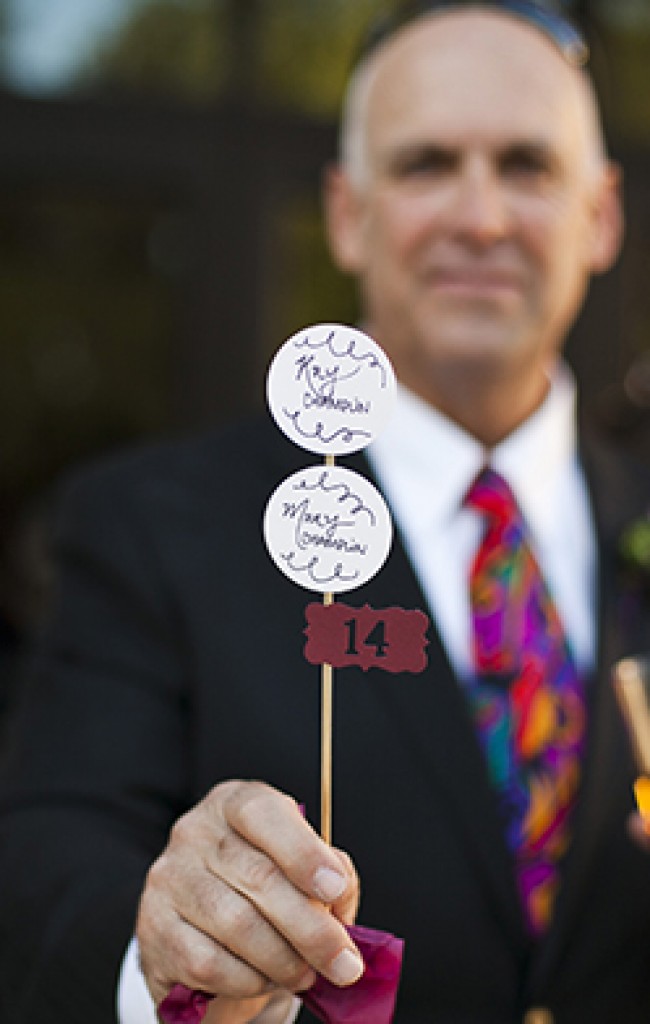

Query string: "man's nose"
[[450, 161, 509, 247]]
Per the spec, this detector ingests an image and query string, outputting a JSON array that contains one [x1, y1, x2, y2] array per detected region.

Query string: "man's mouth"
[[428, 268, 523, 299]]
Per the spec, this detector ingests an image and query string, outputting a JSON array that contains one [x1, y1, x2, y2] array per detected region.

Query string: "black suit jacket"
[[0, 416, 648, 1024]]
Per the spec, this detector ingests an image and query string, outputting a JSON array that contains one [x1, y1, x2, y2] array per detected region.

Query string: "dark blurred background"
[[0, 0, 649, 696]]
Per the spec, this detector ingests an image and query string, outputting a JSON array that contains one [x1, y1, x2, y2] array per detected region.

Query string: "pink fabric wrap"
[[159, 983, 211, 1023], [302, 924, 403, 1024], [158, 924, 403, 1024]]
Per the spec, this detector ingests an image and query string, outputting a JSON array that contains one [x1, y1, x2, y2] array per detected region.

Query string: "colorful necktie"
[[465, 467, 586, 936]]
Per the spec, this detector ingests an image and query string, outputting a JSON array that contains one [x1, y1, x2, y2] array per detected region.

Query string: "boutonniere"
[[618, 514, 650, 602]]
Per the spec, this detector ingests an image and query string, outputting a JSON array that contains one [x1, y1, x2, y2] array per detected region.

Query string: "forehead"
[[364, 10, 587, 156]]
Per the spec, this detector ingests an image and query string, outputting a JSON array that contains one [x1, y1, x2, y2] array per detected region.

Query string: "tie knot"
[[464, 467, 519, 525]]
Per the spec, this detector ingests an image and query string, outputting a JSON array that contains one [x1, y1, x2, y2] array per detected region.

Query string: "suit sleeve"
[[0, 461, 193, 1024]]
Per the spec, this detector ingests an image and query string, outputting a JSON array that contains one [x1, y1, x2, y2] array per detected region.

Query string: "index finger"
[[220, 782, 356, 905]]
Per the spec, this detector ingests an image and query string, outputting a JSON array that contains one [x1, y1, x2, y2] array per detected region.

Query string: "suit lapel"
[[528, 431, 649, 986]]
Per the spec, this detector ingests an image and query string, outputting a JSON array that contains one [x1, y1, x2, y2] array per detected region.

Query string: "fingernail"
[[330, 948, 364, 986], [313, 866, 347, 901]]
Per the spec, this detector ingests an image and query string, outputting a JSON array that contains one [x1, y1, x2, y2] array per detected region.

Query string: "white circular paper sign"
[[266, 323, 396, 456], [263, 465, 392, 594]]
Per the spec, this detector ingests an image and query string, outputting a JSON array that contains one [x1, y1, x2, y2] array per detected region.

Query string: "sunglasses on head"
[[355, 1, 589, 69]]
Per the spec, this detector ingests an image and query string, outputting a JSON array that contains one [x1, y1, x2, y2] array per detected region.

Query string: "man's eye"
[[394, 151, 456, 177], [502, 150, 553, 177]]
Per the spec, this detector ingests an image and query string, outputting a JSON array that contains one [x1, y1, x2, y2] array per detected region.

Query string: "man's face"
[[326, 11, 622, 410]]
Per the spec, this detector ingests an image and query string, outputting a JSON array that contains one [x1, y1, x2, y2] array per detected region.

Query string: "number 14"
[[344, 618, 389, 659]]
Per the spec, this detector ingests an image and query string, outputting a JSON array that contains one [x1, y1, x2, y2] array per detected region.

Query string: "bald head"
[[340, 8, 607, 191], [324, 5, 623, 440]]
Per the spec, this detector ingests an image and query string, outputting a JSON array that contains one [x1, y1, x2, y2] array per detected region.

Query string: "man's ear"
[[322, 163, 366, 274], [589, 160, 625, 275]]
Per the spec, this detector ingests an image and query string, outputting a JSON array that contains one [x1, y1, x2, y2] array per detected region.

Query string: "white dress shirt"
[[118, 366, 597, 1022], [366, 367, 597, 679]]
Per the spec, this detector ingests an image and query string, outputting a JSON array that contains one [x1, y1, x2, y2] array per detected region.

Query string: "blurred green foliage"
[[85, 0, 230, 100], [80, 0, 379, 112]]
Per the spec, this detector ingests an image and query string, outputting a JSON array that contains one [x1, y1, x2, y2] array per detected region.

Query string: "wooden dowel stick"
[[321, 593, 334, 846], [321, 454, 336, 845]]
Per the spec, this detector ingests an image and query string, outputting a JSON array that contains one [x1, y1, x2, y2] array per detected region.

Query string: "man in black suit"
[[1, 3, 649, 1023]]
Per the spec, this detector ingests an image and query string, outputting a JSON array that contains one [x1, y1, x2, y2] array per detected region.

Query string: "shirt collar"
[[492, 365, 578, 544], [367, 364, 579, 544]]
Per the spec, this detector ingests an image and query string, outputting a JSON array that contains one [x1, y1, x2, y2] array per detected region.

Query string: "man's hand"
[[136, 780, 362, 1018]]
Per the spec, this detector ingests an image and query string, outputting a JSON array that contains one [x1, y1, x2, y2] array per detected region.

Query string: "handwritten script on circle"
[[266, 323, 397, 456], [263, 465, 393, 594]]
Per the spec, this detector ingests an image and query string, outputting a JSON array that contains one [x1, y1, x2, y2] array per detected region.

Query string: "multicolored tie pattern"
[[465, 468, 586, 936]]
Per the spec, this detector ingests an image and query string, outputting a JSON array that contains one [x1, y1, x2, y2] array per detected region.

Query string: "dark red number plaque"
[[304, 603, 429, 674]]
